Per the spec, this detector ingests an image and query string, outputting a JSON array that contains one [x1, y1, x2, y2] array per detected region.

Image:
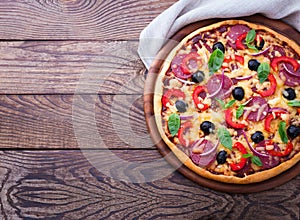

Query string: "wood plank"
[[0, 94, 154, 149], [0, 41, 146, 94], [0, 150, 298, 219], [0, 0, 175, 40]]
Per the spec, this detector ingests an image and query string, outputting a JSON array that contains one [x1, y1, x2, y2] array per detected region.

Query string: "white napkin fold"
[[138, 0, 300, 69]]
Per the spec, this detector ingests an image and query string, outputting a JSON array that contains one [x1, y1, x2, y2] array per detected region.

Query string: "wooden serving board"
[[144, 15, 300, 193]]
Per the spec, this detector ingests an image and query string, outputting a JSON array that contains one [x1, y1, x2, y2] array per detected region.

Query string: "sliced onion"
[[242, 130, 269, 157], [268, 107, 289, 113], [180, 115, 194, 120], [282, 63, 299, 77], [207, 70, 224, 98], [198, 139, 219, 156], [190, 138, 204, 149], [233, 75, 253, 81], [251, 46, 271, 56], [175, 77, 196, 85], [256, 103, 268, 122]]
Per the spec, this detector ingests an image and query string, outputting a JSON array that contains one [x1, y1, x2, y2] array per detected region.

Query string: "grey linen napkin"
[[138, 0, 300, 69]]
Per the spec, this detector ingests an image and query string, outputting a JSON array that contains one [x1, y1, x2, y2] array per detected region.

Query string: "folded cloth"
[[138, 0, 300, 69]]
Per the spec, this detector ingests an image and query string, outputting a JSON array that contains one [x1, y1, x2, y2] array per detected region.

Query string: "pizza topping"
[[244, 96, 269, 121], [208, 48, 224, 74], [193, 86, 210, 111], [280, 64, 300, 87], [190, 139, 218, 167], [232, 87, 245, 101], [257, 73, 277, 97], [207, 74, 233, 99], [228, 24, 250, 42], [282, 88, 296, 100], [287, 100, 300, 107], [251, 131, 264, 144], [266, 140, 293, 157], [162, 88, 185, 107], [257, 62, 271, 84], [178, 121, 192, 147], [278, 121, 288, 143], [287, 125, 300, 139], [271, 56, 300, 72], [229, 142, 248, 171], [200, 121, 215, 135], [191, 70, 205, 83], [248, 59, 260, 71], [212, 42, 225, 53], [251, 46, 271, 56], [181, 52, 203, 74], [254, 34, 265, 50], [168, 113, 181, 137], [225, 108, 246, 129], [216, 150, 228, 164], [171, 54, 194, 79], [282, 63, 300, 78], [175, 100, 188, 113], [217, 127, 233, 149]]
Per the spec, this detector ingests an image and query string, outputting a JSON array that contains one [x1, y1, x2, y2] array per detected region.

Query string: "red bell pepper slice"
[[257, 73, 277, 97], [271, 56, 300, 72], [225, 109, 246, 129], [236, 32, 247, 50], [192, 86, 209, 111], [162, 89, 185, 107], [229, 142, 248, 171], [234, 55, 244, 65], [178, 121, 192, 147], [264, 110, 287, 133], [265, 140, 293, 157], [181, 52, 202, 74]]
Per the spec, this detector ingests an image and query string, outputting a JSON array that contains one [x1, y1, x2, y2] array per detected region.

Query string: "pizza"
[[153, 20, 300, 184]]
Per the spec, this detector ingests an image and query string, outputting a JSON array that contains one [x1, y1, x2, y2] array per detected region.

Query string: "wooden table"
[[0, 1, 298, 219]]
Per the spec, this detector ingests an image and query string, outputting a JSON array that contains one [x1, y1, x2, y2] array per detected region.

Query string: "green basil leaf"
[[245, 29, 256, 44], [236, 105, 244, 119], [215, 98, 225, 109], [278, 121, 288, 144], [246, 43, 259, 52], [208, 48, 224, 74], [217, 128, 232, 150], [168, 113, 180, 137], [287, 100, 300, 107], [242, 153, 252, 158], [251, 156, 263, 167], [225, 100, 236, 109], [257, 62, 270, 84]]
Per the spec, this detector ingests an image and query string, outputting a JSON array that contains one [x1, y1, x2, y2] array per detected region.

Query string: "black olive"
[[287, 125, 300, 140], [192, 71, 205, 83], [282, 88, 296, 100], [255, 38, 265, 50], [175, 100, 188, 113], [232, 87, 245, 101], [200, 121, 215, 135], [212, 42, 225, 53], [217, 150, 227, 164], [251, 131, 264, 144], [248, 59, 260, 71]]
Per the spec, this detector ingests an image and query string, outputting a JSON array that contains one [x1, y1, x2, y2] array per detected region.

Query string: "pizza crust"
[[154, 20, 300, 184]]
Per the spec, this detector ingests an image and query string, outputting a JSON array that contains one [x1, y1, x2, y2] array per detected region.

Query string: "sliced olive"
[[248, 59, 260, 71], [192, 71, 205, 83], [251, 131, 264, 144], [200, 121, 215, 135], [232, 87, 245, 101], [287, 125, 300, 140], [217, 150, 227, 164], [255, 38, 265, 50], [282, 88, 296, 100], [212, 42, 225, 53], [175, 100, 188, 113]]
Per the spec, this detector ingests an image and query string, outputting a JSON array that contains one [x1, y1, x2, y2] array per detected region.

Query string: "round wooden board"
[[144, 15, 300, 193]]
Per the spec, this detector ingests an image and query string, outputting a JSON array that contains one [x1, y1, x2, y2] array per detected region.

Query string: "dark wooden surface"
[[0, 1, 298, 219]]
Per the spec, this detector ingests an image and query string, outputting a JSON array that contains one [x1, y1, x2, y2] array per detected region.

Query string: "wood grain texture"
[[0, 40, 145, 94], [0, 150, 298, 219], [0, 0, 175, 40], [0, 94, 154, 149]]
